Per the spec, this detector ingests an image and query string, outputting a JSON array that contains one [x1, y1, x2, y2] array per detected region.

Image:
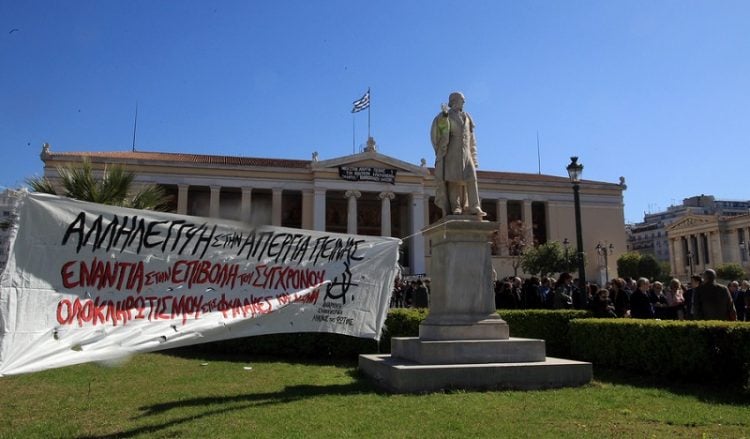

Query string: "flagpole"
[[352, 114, 356, 154], [367, 87, 371, 139], [131, 101, 138, 152], [536, 130, 541, 174]]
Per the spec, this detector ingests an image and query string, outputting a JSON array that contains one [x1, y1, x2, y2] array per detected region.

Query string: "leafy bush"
[[520, 241, 569, 277], [570, 319, 750, 386], [637, 254, 661, 279], [617, 252, 640, 279], [716, 263, 746, 281], [379, 308, 428, 350], [499, 309, 591, 357]]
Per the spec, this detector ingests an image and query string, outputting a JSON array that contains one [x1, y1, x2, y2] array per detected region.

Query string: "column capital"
[[379, 191, 396, 201], [210, 185, 221, 192], [345, 190, 361, 199]]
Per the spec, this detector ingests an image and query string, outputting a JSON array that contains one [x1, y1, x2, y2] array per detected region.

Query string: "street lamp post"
[[596, 242, 614, 284], [566, 156, 586, 308]]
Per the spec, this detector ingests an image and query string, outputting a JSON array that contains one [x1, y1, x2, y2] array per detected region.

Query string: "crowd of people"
[[391, 268, 747, 322]]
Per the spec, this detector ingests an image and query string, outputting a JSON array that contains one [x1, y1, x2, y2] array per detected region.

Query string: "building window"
[[281, 191, 302, 229], [689, 235, 700, 265], [506, 201, 522, 223], [531, 201, 547, 245], [701, 234, 710, 265], [481, 200, 496, 222]]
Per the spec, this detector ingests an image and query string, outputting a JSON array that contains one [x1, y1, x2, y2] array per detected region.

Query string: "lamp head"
[[566, 156, 583, 183]]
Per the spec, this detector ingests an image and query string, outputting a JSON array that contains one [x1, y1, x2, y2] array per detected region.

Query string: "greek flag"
[[351, 90, 370, 113]]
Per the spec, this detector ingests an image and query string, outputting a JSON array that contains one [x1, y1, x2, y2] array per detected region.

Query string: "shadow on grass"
[[161, 346, 361, 367], [593, 366, 750, 406], [78, 381, 377, 439]]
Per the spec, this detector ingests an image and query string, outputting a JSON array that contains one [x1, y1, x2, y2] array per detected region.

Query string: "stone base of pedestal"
[[358, 353, 592, 393], [419, 318, 509, 340], [391, 336, 545, 364]]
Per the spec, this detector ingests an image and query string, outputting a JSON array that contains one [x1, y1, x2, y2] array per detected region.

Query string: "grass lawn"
[[0, 350, 748, 438]]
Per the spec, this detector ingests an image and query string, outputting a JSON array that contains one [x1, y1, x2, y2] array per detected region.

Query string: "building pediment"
[[312, 149, 428, 176], [666, 214, 716, 232]]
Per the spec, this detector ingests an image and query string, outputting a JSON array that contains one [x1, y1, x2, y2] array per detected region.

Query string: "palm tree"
[[27, 159, 172, 211]]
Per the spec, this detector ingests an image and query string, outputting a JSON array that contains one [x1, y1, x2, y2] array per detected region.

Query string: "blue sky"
[[1, 1, 748, 223]]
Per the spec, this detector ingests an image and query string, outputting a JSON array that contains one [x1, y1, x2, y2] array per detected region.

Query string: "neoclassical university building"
[[667, 213, 750, 278], [38, 141, 628, 283]]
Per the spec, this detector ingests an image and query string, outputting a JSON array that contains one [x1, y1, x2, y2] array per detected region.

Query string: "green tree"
[[27, 159, 171, 211], [637, 254, 661, 280], [657, 261, 673, 282], [616, 252, 641, 279], [715, 263, 745, 281], [521, 241, 567, 277]]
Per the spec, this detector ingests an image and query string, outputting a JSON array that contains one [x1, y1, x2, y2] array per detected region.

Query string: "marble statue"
[[430, 92, 486, 217]]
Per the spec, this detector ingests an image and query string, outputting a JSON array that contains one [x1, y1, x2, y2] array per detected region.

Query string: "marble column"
[[177, 184, 189, 215], [313, 188, 326, 231], [522, 199, 534, 245], [240, 187, 252, 223], [209, 185, 221, 218], [709, 232, 722, 266], [271, 188, 283, 226], [671, 238, 683, 277], [379, 191, 395, 237], [409, 193, 426, 275], [495, 199, 508, 256], [345, 190, 361, 234]]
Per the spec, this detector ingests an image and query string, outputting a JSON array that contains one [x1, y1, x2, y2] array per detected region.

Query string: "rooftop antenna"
[[131, 101, 138, 152]]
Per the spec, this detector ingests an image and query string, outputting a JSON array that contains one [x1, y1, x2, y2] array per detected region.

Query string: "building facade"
[[667, 213, 750, 279], [627, 195, 750, 263], [39, 142, 627, 283]]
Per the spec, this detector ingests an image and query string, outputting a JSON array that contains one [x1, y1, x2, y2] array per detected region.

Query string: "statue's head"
[[448, 92, 465, 109]]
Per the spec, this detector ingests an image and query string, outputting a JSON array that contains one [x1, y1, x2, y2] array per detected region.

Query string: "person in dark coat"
[[610, 278, 631, 318], [630, 277, 654, 319], [414, 279, 429, 308], [591, 288, 617, 318], [694, 269, 736, 321], [729, 281, 745, 321], [684, 275, 702, 320]]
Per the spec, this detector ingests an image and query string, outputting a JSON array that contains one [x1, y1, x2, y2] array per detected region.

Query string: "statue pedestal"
[[418, 216, 508, 341], [359, 216, 592, 393]]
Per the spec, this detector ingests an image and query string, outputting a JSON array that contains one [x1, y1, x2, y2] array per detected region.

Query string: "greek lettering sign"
[[338, 166, 396, 184], [0, 193, 400, 376]]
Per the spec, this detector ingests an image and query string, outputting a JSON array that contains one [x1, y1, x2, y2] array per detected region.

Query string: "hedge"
[[499, 309, 590, 357], [570, 319, 750, 385], [185, 308, 581, 359], [183, 310, 750, 387]]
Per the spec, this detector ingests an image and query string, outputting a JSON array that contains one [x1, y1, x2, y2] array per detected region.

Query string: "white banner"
[[0, 193, 400, 376]]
